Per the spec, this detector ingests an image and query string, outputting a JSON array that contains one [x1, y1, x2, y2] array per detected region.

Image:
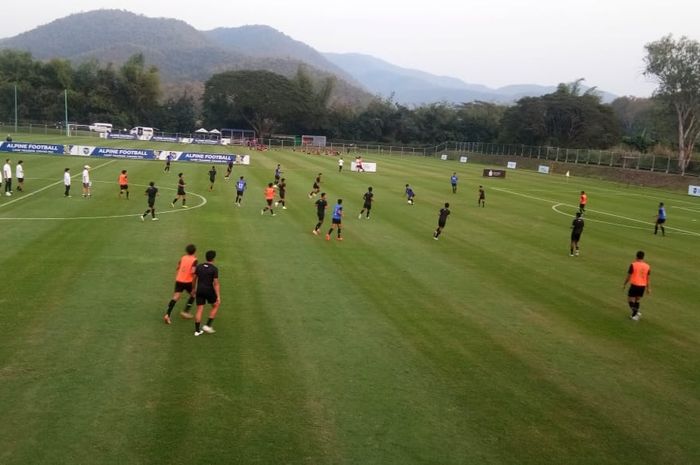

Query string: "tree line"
[[0, 34, 698, 171]]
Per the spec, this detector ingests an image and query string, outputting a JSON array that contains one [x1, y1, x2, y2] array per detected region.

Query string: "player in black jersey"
[[358, 186, 374, 219], [433, 203, 450, 240], [570, 212, 584, 256], [141, 182, 159, 221], [171, 173, 187, 208], [478, 185, 486, 207], [275, 178, 287, 209], [224, 160, 234, 180], [312, 192, 328, 235], [308, 173, 322, 198], [193, 250, 220, 336], [208, 166, 217, 191]]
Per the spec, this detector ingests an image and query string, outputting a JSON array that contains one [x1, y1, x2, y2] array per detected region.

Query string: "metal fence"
[[2, 121, 698, 177]]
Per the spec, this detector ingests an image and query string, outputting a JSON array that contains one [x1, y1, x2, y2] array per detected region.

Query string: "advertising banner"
[[507, 161, 517, 169], [688, 185, 700, 197], [351, 162, 377, 172], [482, 169, 506, 178], [0, 141, 64, 154], [538, 165, 550, 174]]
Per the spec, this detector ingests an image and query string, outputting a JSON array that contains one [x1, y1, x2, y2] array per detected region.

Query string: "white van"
[[130, 126, 154, 139], [89, 122, 113, 133]]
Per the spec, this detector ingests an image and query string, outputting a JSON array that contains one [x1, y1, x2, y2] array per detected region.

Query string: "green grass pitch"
[[0, 134, 699, 465]]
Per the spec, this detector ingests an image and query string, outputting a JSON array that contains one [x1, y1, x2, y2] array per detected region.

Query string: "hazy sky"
[[5, 0, 699, 97]]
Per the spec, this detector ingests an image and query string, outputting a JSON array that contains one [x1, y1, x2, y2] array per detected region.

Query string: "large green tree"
[[644, 35, 700, 174], [202, 70, 308, 137]]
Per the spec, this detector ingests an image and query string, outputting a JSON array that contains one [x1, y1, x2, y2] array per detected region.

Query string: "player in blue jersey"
[[274, 164, 282, 186], [450, 172, 458, 193], [326, 199, 343, 241], [654, 202, 666, 236], [234, 176, 247, 206], [405, 184, 415, 205]]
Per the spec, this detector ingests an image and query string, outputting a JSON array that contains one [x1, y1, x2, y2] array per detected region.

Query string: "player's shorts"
[[332, 218, 342, 225], [266, 199, 273, 206], [196, 290, 218, 305], [174, 281, 193, 293], [177, 188, 186, 196], [438, 220, 447, 228], [656, 219, 666, 224], [279, 191, 286, 199], [579, 203, 586, 210], [148, 200, 155, 208], [479, 194, 485, 199], [236, 190, 244, 196], [120, 184, 128, 190], [628, 284, 646, 298], [363, 203, 372, 210], [83, 183, 90, 188], [17, 178, 24, 183], [313, 183, 319, 190], [571, 232, 582, 241], [209, 177, 216, 183], [317, 213, 325, 221]]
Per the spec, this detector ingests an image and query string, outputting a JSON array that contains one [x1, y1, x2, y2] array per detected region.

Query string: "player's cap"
[[84, 165, 90, 169]]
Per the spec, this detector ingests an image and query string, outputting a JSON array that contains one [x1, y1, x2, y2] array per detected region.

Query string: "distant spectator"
[[6, 134, 12, 142]]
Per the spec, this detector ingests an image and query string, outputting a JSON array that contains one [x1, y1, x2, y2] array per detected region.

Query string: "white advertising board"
[[351, 162, 377, 172]]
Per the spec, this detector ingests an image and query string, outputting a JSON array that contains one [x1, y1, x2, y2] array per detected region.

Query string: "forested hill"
[[0, 10, 372, 105], [203, 25, 358, 85]]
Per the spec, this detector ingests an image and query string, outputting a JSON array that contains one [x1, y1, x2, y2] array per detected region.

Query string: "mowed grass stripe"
[[1, 139, 699, 464]]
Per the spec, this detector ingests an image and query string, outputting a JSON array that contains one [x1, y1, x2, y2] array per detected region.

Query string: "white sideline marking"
[[0, 179, 207, 220], [0, 160, 116, 209], [672, 205, 700, 213], [491, 187, 700, 237]]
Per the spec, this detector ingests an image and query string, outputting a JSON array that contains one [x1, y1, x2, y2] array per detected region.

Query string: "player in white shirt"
[[64, 168, 71, 197], [15, 160, 24, 192], [82, 165, 91, 198], [2, 159, 11, 196], [338, 157, 344, 173]]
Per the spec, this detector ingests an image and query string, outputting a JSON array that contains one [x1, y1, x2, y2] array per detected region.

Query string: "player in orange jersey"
[[623, 250, 651, 321], [578, 191, 587, 214], [261, 182, 276, 216], [118, 170, 129, 199], [163, 244, 198, 324]]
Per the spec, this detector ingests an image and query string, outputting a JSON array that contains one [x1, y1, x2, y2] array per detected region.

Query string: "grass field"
[[1, 134, 699, 465]]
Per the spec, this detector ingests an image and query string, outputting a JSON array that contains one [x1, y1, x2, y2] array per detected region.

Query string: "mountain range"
[[0, 9, 617, 106]]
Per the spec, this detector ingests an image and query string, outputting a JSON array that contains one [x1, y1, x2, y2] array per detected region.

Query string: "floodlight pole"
[[13, 83, 18, 133], [64, 89, 69, 137]]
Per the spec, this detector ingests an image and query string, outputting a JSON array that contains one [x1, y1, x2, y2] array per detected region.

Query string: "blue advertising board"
[[0, 141, 64, 154]]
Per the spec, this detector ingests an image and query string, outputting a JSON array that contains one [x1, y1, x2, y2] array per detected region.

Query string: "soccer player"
[[164, 153, 172, 173], [274, 164, 282, 186], [224, 159, 234, 180], [405, 184, 415, 205], [326, 199, 343, 241], [312, 192, 328, 235], [63, 168, 71, 197], [82, 165, 91, 198], [623, 250, 651, 321], [570, 212, 584, 256], [171, 172, 187, 208], [338, 157, 344, 173], [275, 177, 287, 209], [308, 173, 322, 198], [15, 160, 24, 192], [478, 185, 486, 207], [261, 182, 276, 216], [235, 175, 246, 206], [141, 181, 159, 221], [579, 191, 587, 214], [193, 250, 221, 336], [208, 165, 217, 191], [118, 170, 129, 199], [359, 186, 374, 219], [163, 244, 198, 324], [654, 202, 666, 236], [3, 159, 12, 196], [433, 202, 450, 240], [450, 172, 458, 193], [356, 156, 365, 172]]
